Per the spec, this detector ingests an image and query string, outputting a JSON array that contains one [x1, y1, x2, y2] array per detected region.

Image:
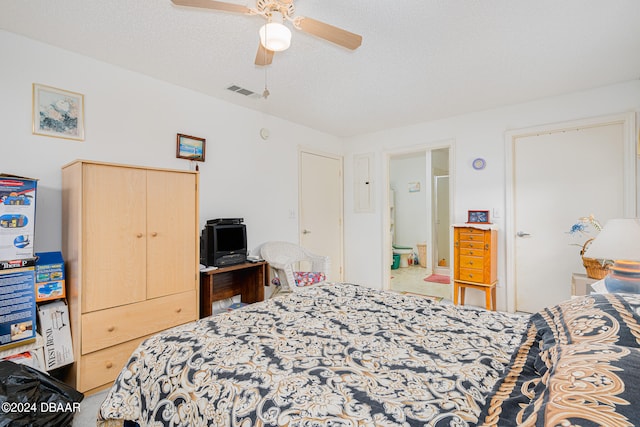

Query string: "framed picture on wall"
[[176, 133, 206, 162], [32, 83, 85, 141], [467, 210, 491, 224]]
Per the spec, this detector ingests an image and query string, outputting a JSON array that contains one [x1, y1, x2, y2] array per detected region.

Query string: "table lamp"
[[583, 218, 640, 293]]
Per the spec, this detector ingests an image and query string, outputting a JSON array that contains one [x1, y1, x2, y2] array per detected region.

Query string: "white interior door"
[[299, 150, 344, 281], [511, 118, 633, 313]]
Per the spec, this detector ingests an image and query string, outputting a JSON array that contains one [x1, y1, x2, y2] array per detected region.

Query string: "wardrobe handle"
[[107, 326, 115, 332], [151, 232, 158, 237], [105, 362, 113, 369], [136, 233, 143, 238]]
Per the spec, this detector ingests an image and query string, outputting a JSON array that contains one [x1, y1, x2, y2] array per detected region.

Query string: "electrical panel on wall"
[[354, 153, 374, 213]]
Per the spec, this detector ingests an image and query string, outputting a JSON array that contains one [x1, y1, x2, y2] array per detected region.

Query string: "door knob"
[[302, 229, 311, 235], [517, 231, 531, 237]]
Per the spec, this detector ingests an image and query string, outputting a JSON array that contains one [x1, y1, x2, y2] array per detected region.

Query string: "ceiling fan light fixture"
[[259, 22, 292, 52]]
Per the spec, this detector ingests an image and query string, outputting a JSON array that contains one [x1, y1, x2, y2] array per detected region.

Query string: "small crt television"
[[200, 218, 247, 267]]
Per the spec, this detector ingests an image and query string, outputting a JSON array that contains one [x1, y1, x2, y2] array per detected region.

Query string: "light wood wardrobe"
[[62, 160, 199, 394]]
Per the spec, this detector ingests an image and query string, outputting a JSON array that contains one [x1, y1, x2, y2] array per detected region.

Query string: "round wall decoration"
[[472, 157, 486, 170]]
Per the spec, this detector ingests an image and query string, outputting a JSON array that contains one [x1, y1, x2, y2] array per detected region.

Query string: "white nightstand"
[[571, 273, 599, 296]]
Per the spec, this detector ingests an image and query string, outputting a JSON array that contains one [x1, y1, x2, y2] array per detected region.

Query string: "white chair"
[[260, 241, 330, 296]]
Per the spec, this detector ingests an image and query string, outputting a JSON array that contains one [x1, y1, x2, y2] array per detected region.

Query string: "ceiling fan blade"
[[255, 43, 274, 66], [295, 17, 362, 50], [171, 0, 252, 14]]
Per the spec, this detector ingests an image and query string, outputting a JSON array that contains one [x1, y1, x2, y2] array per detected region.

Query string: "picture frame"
[[32, 84, 85, 141], [467, 210, 491, 224], [176, 133, 206, 162]]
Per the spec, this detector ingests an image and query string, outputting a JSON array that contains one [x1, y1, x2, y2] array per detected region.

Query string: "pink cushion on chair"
[[294, 271, 326, 287]]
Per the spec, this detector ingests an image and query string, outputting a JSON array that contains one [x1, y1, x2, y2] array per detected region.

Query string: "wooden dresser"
[[62, 160, 200, 394], [453, 225, 498, 310]]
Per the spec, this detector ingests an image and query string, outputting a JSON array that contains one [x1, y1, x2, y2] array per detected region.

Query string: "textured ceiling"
[[1, 0, 640, 137]]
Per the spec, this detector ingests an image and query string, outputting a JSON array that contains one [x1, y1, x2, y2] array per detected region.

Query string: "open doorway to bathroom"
[[386, 147, 451, 300]]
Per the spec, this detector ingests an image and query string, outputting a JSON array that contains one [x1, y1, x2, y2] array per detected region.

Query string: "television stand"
[[199, 261, 267, 318]]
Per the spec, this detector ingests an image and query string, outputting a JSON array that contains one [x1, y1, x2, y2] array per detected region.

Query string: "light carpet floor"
[[73, 389, 107, 426]]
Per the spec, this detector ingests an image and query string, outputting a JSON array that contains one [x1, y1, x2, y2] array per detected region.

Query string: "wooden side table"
[[453, 225, 498, 310], [199, 261, 267, 318]]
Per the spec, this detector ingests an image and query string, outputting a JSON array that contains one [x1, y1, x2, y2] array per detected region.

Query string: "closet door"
[[83, 164, 147, 312], [146, 170, 197, 299]]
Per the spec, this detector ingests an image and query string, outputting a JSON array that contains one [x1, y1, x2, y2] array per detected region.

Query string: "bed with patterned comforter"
[[97, 283, 640, 426]]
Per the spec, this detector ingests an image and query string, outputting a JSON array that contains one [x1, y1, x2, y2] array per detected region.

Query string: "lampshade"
[[259, 22, 291, 52], [582, 218, 640, 261]]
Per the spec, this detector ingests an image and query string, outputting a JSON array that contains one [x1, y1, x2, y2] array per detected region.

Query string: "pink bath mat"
[[424, 274, 450, 284]]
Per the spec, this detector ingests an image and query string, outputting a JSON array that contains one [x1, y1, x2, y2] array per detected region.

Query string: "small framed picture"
[[32, 84, 85, 141], [176, 133, 206, 161], [467, 210, 490, 224]]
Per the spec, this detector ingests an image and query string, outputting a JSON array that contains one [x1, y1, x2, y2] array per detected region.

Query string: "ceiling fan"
[[171, 0, 363, 66]]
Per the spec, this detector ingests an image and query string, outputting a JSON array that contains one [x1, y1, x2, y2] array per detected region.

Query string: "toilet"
[[393, 245, 413, 268]]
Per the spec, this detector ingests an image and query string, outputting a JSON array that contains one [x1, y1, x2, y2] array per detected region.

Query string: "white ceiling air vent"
[[227, 85, 262, 99]]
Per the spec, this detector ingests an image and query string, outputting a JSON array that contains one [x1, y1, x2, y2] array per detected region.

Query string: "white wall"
[[0, 30, 343, 255], [343, 80, 640, 310]]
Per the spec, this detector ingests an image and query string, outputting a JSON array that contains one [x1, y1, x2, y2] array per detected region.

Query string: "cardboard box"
[[0, 332, 46, 372], [0, 258, 37, 351], [0, 174, 37, 260], [35, 252, 66, 302], [37, 300, 74, 370]]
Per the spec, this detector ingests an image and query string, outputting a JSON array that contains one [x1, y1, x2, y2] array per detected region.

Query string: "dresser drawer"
[[459, 247, 484, 257], [81, 290, 196, 355], [78, 335, 149, 392], [459, 268, 485, 283], [459, 255, 484, 269], [458, 240, 486, 250]]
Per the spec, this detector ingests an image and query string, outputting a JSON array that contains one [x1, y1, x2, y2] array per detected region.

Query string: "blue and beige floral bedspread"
[[98, 283, 529, 426]]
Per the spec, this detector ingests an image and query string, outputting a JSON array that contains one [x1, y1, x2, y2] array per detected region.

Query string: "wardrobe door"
[[146, 170, 198, 299], [82, 164, 147, 312]]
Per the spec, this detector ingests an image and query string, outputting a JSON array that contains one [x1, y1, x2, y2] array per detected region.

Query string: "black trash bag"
[[0, 360, 84, 427]]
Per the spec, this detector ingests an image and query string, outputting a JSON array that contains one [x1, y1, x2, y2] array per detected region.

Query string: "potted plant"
[[567, 215, 610, 279]]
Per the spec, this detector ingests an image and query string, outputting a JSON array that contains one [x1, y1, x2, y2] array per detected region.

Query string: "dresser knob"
[[106, 362, 113, 369], [176, 307, 182, 313], [151, 232, 158, 237], [136, 233, 143, 238], [107, 326, 115, 332]]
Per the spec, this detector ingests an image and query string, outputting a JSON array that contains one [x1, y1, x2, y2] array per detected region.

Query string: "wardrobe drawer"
[[459, 268, 485, 283], [81, 290, 196, 355], [78, 336, 149, 392]]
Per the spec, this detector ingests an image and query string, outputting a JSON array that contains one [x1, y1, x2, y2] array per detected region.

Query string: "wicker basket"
[[581, 238, 609, 280]]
